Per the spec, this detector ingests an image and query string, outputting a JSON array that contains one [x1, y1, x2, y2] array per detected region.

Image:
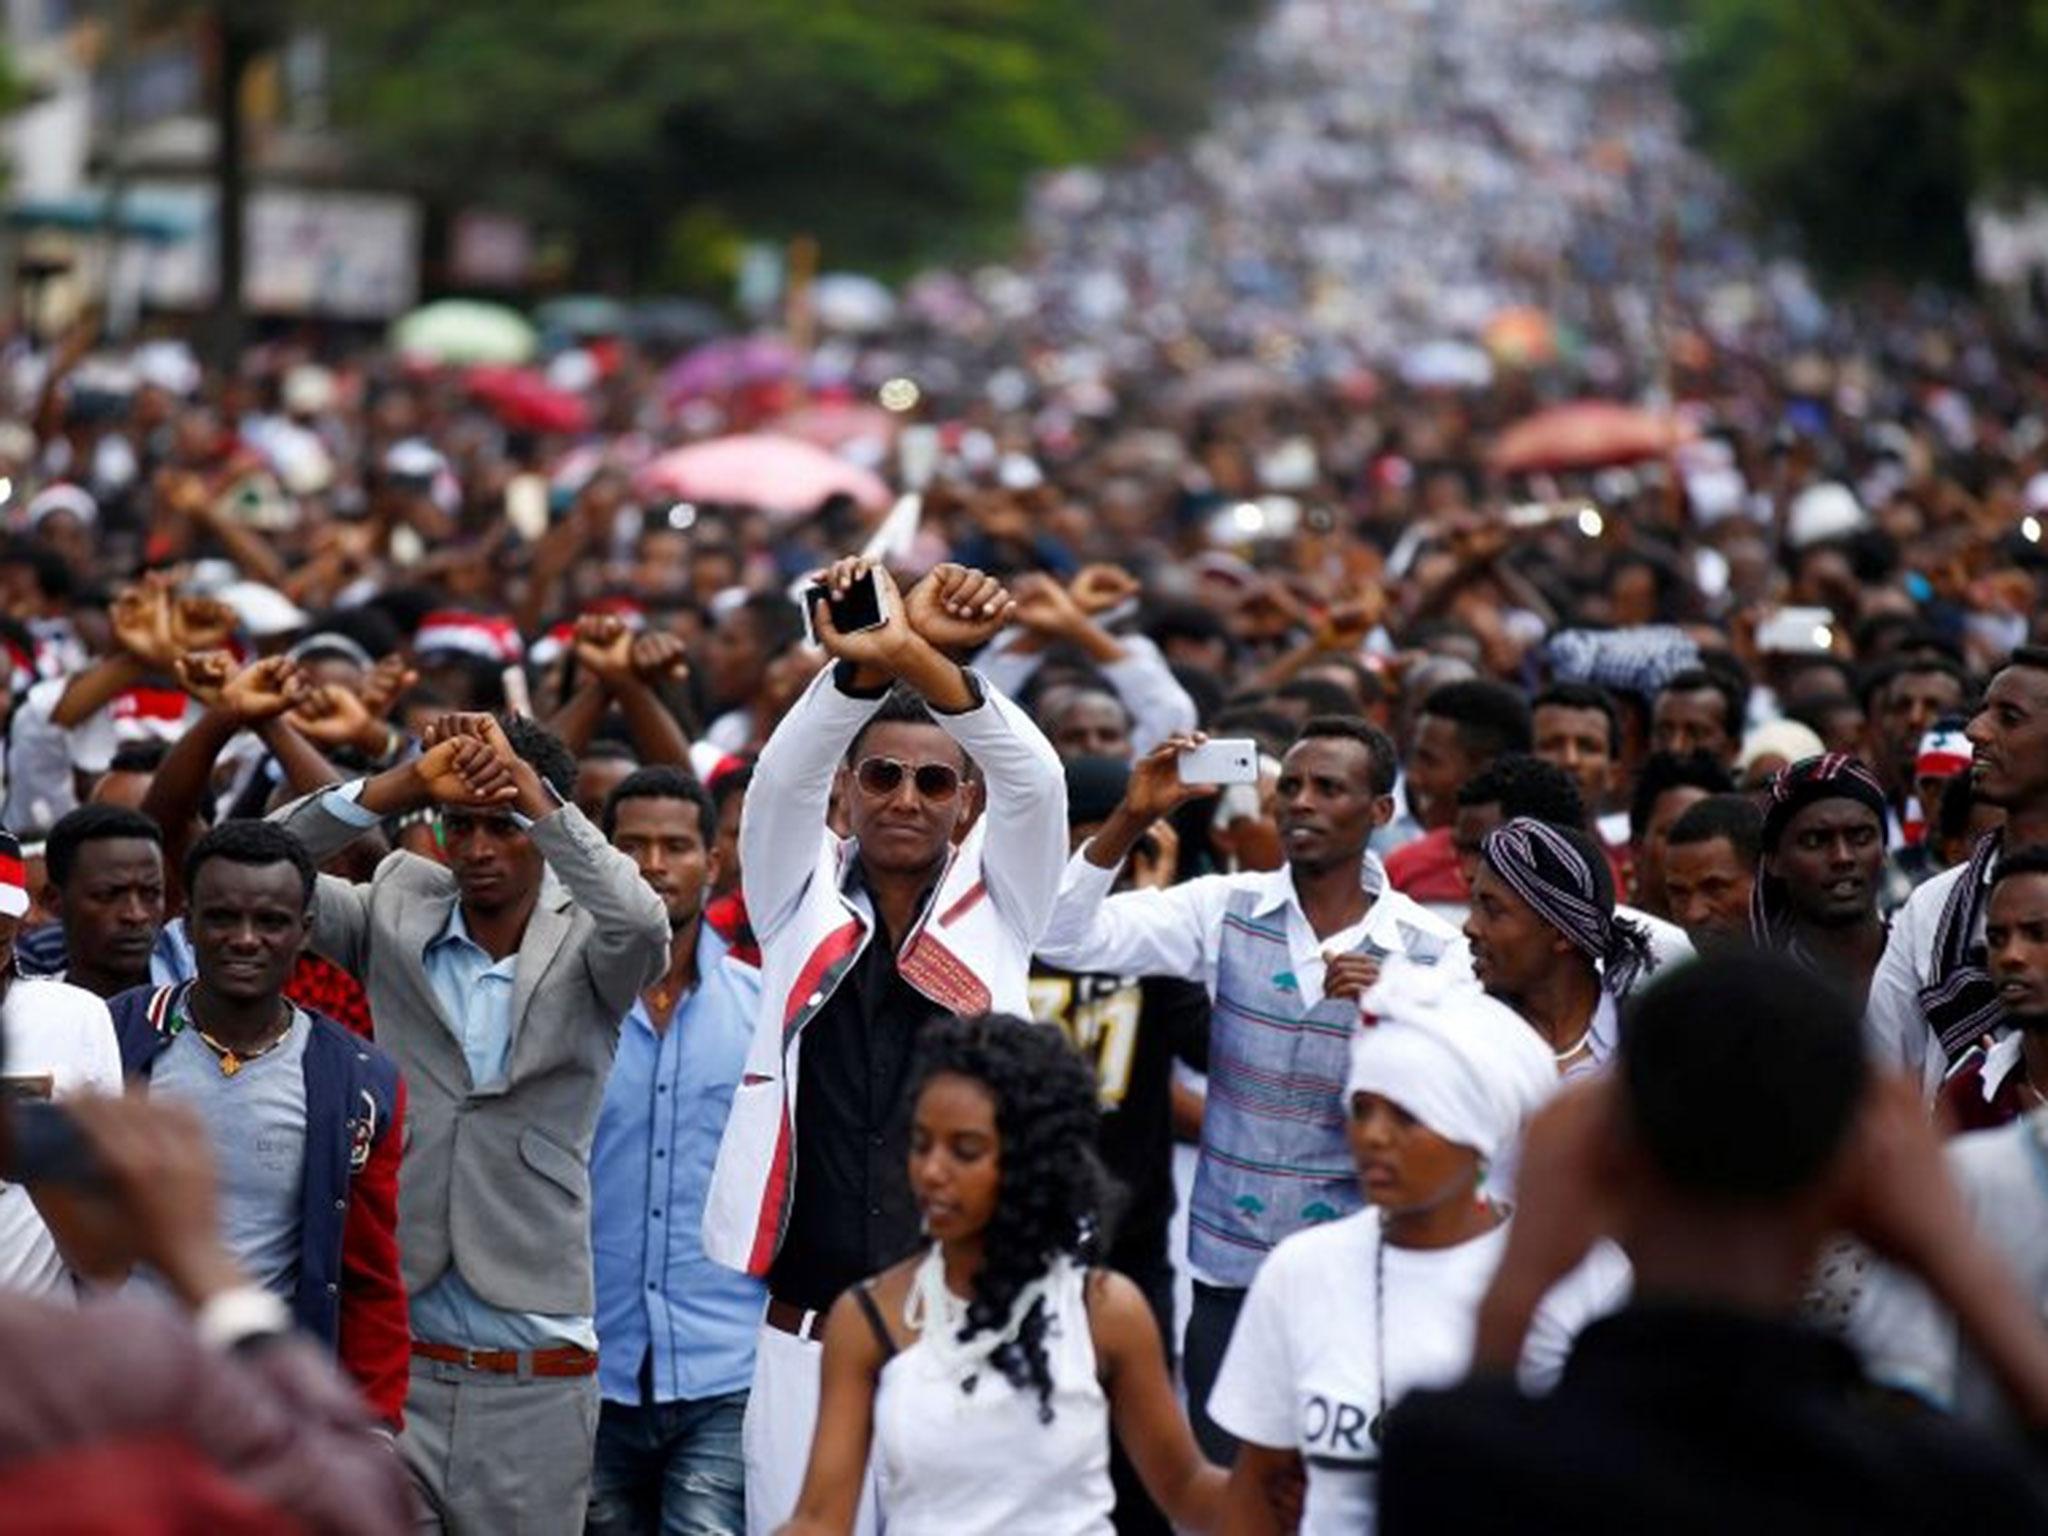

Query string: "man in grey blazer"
[[273, 712, 669, 1534]]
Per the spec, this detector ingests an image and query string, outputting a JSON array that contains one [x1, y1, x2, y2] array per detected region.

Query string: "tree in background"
[[326, 0, 1242, 289], [1656, 0, 2048, 290]]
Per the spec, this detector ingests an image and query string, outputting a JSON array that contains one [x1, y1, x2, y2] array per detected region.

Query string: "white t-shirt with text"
[[1207, 1207, 1628, 1536]]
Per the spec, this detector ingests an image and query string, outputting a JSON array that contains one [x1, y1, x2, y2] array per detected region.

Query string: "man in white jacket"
[[1035, 715, 1469, 1460], [701, 558, 1066, 1536]]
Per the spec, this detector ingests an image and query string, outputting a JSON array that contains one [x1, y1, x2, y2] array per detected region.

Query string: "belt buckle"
[[462, 1347, 486, 1371]]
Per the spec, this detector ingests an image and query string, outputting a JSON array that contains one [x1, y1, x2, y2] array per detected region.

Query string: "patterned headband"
[[1481, 816, 1654, 997]]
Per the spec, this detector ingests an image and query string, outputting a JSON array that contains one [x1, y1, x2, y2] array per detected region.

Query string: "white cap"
[[213, 580, 311, 639], [1786, 482, 1867, 549]]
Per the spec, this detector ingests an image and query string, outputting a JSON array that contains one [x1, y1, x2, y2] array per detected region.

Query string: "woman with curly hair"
[[774, 1015, 1225, 1536]]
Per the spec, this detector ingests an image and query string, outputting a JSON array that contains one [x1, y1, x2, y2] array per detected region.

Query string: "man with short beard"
[[1869, 649, 2048, 1099], [1750, 755, 1890, 1008], [1038, 715, 1469, 1461]]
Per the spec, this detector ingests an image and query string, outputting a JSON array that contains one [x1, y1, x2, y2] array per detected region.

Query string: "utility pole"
[[208, 4, 263, 370]]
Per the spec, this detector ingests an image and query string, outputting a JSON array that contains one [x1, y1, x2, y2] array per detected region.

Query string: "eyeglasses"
[[854, 756, 962, 802]]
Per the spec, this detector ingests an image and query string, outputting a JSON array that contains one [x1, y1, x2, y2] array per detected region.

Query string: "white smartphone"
[[1178, 737, 1261, 787]]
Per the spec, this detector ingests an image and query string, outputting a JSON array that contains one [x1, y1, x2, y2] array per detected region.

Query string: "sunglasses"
[[854, 756, 962, 802]]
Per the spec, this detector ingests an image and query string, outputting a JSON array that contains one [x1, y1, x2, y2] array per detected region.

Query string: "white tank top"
[[872, 1258, 1114, 1535]]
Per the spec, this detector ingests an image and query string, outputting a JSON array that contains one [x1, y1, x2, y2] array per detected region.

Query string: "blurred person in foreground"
[[0, 1077, 409, 1532], [700, 558, 1066, 1536], [1381, 951, 2048, 1533]]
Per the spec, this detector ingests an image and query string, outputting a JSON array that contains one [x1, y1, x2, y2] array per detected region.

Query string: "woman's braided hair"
[[909, 1014, 1109, 1423]]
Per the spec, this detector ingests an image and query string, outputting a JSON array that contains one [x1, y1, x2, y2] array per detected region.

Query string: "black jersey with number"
[[1029, 966, 1209, 1281]]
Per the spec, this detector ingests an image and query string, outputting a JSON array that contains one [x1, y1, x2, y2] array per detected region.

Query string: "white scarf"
[[903, 1243, 1067, 1387]]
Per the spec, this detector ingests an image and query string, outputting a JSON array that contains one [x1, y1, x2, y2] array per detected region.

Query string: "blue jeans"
[[585, 1389, 748, 1536]]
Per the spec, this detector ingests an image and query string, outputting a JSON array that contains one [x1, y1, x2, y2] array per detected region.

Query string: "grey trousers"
[[402, 1355, 600, 1535]]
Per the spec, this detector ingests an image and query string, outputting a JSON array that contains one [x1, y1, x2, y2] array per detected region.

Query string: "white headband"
[[1346, 968, 1557, 1161]]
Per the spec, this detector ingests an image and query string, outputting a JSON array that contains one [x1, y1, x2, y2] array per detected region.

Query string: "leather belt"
[[764, 1296, 827, 1341], [410, 1340, 599, 1377]]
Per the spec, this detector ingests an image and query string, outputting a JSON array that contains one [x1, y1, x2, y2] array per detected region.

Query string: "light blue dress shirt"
[[591, 925, 765, 1404], [319, 782, 597, 1351]]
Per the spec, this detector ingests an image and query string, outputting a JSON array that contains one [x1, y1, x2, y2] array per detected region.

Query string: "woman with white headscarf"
[[1206, 966, 1629, 1536]]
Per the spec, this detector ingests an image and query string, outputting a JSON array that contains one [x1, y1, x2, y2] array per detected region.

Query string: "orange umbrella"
[[1492, 401, 1693, 475], [1483, 307, 1559, 368]]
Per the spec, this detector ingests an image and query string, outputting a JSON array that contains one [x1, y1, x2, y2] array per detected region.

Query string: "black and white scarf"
[[1481, 817, 1656, 998], [1920, 829, 2005, 1066]]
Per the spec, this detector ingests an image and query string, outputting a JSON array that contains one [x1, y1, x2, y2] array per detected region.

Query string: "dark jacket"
[[1382, 1302, 2048, 1535], [110, 980, 409, 1428]]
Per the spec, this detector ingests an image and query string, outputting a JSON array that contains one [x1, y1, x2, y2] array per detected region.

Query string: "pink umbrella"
[[636, 434, 891, 517], [1491, 401, 1693, 475]]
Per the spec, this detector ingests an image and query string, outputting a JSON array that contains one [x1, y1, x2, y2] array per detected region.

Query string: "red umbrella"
[[465, 367, 591, 435], [636, 434, 891, 519], [1491, 401, 1693, 475]]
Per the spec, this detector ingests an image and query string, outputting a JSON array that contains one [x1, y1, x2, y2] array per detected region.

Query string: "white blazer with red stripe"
[[701, 665, 1067, 1277]]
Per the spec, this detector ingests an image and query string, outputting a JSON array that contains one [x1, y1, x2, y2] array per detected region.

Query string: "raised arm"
[[146, 652, 317, 910], [54, 576, 200, 728], [269, 729, 520, 970], [1034, 735, 1223, 978], [450, 713, 669, 1016], [563, 615, 694, 767]]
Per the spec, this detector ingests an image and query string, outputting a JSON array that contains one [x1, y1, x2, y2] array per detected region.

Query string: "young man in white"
[[1035, 717, 1469, 1460], [701, 559, 1067, 1536]]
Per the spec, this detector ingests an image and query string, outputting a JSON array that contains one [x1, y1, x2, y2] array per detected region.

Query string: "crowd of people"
[[7, 0, 2048, 1532]]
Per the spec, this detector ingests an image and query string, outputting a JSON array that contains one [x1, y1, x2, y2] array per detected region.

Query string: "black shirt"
[[1031, 965, 1208, 1284], [767, 897, 943, 1314], [1382, 1302, 2048, 1535]]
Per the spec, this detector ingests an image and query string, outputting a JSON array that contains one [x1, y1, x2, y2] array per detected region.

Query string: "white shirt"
[[1208, 1208, 1628, 1536], [1865, 861, 1975, 1101], [1848, 1110, 2048, 1431], [1035, 851, 1473, 1010], [0, 978, 122, 1297], [1619, 902, 1694, 977]]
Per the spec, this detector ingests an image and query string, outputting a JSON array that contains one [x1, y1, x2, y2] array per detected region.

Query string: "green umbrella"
[[391, 300, 538, 365]]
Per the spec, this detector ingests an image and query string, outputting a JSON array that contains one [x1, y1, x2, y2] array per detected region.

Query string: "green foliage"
[[327, 0, 1236, 285], [1654, 0, 2048, 288]]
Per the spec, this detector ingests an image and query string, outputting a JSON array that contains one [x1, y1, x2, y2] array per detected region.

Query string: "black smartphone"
[[804, 568, 887, 641], [1, 1098, 105, 1190]]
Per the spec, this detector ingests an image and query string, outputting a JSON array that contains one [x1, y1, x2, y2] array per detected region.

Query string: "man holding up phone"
[[701, 557, 1067, 1536], [1036, 716, 1472, 1460]]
